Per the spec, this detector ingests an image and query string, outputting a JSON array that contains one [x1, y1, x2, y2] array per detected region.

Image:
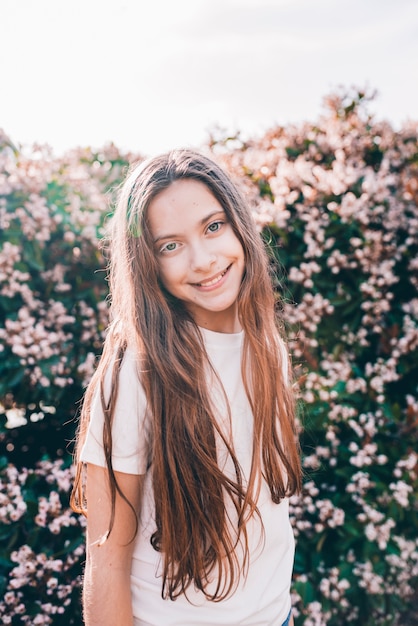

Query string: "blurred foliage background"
[[0, 89, 417, 625]]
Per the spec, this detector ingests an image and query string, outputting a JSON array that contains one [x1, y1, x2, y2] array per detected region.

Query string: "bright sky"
[[1, 0, 417, 157]]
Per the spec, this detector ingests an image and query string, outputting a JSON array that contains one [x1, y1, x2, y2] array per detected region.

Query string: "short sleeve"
[[80, 346, 151, 475]]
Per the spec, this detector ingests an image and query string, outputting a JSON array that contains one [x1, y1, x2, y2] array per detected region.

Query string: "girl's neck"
[[198, 320, 242, 334], [193, 309, 242, 334]]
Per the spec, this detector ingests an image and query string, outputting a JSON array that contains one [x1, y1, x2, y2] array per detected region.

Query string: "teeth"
[[198, 268, 227, 287]]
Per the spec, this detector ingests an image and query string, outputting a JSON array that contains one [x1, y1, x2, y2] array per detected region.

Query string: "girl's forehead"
[[147, 179, 225, 239], [157, 178, 214, 201], [149, 179, 221, 215]]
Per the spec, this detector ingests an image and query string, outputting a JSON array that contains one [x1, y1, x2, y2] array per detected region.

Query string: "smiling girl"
[[71, 149, 301, 626]]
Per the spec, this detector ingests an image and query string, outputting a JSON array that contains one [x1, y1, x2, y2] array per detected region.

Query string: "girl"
[[71, 149, 301, 626]]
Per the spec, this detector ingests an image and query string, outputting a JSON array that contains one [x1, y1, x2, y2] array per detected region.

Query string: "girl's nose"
[[189, 242, 216, 272]]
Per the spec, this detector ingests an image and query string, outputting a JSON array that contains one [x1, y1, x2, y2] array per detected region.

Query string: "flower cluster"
[[0, 460, 85, 625], [0, 465, 28, 523]]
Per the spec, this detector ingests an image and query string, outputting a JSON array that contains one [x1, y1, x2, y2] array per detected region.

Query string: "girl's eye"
[[207, 220, 223, 234], [160, 241, 177, 253]]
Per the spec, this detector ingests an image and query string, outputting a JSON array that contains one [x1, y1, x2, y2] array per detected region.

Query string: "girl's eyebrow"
[[152, 209, 225, 244]]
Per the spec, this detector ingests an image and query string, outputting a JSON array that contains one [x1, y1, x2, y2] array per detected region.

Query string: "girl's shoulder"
[[88, 326, 145, 408]]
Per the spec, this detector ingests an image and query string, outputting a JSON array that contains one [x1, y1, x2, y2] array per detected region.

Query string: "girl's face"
[[147, 179, 245, 333]]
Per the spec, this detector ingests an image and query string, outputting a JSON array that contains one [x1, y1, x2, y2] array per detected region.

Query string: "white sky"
[[1, 0, 417, 157]]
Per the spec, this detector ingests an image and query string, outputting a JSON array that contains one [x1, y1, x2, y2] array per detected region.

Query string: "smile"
[[194, 265, 230, 288]]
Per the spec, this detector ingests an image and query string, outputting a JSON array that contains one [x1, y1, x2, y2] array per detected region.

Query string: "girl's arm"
[[83, 463, 144, 626]]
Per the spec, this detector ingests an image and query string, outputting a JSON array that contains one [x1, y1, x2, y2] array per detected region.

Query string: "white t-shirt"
[[81, 327, 294, 626]]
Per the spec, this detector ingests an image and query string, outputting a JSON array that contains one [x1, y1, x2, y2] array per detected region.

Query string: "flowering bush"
[[215, 88, 418, 625], [0, 135, 136, 463], [0, 89, 417, 624], [0, 458, 85, 624]]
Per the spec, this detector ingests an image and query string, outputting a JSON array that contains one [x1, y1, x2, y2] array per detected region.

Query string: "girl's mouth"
[[194, 265, 231, 288]]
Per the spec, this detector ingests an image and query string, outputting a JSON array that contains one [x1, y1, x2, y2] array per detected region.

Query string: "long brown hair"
[[71, 149, 302, 601]]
